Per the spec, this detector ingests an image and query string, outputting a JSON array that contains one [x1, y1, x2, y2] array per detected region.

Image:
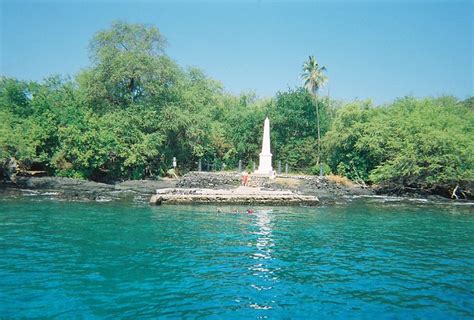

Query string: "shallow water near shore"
[[0, 198, 473, 318]]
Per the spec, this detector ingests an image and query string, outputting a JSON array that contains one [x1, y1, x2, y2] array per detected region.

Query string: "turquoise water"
[[0, 197, 473, 319]]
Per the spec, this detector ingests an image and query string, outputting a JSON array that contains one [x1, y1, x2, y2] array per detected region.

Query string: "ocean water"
[[0, 197, 473, 319]]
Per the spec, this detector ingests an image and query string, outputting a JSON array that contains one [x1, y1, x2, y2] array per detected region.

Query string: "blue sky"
[[1, 0, 472, 103]]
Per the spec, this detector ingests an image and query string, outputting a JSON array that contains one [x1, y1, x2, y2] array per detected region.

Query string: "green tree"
[[78, 20, 177, 111], [323, 100, 376, 182], [0, 77, 33, 117], [0, 76, 89, 175], [269, 88, 333, 172], [301, 55, 328, 176], [324, 96, 474, 193]]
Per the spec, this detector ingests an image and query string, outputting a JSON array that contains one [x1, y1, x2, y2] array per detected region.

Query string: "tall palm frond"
[[301, 55, 327, 95]]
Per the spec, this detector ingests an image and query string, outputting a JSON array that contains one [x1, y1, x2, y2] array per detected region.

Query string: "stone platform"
[[149, 186, 319, 206]]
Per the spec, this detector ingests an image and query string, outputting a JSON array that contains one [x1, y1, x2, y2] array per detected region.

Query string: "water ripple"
[[0, 199, 473, 318]]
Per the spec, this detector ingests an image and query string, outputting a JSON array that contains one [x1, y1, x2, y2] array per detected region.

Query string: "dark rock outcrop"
[[1, 177, 176, 201]]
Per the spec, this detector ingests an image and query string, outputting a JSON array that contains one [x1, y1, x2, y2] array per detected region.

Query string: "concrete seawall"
[[150, 187, 319, 206]]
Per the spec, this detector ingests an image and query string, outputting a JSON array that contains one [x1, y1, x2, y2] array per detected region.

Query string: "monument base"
[[253, 169, 275, 179], [253, 173, 275, 179], [255, 153, 273, 177]]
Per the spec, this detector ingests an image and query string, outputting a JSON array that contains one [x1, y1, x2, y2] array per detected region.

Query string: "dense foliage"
[[1, 21, 472, 193], [324, 97, 473, 189]]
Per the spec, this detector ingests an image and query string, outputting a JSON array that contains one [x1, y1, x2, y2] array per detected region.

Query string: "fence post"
[[238, 160, 242, 172], [198, 158, 202, 172], [285, 163, 289, 174], [278, 161, 281, 174], [253, 161, 256, 172]]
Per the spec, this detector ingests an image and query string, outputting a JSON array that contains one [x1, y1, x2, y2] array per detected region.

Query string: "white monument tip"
[[255, 117, 274, 177]]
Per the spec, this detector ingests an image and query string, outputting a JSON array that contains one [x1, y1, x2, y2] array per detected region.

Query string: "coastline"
[[0, 176, 176, 202], [1, 171, 467, 204]]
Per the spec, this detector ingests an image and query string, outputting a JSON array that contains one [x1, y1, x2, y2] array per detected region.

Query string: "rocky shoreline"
[[0, 176, 176, 202], [175, 172, 375, 204], [0, 171, 466, 204]]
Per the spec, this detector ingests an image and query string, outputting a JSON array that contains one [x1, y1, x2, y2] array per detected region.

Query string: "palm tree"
[[301, 55, 328, 177]]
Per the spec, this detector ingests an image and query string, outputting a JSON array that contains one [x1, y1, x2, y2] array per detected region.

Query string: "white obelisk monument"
[[255, 117, 274, 176]]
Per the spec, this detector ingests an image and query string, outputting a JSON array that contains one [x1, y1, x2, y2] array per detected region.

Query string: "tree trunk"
[[315, 96, 323, 177]]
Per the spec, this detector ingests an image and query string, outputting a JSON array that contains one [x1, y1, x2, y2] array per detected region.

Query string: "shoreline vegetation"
[[1, 21, 472, 201]]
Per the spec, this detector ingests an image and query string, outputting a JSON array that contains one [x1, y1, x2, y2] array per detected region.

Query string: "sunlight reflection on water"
[[248, 209, 277, 310]]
